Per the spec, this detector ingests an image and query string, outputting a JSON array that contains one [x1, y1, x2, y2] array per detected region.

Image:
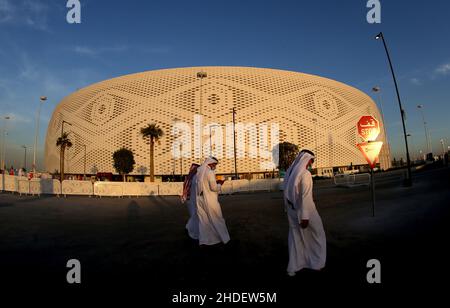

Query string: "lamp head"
[[375, 32, 382, 40], [40, 96, 47, 101]]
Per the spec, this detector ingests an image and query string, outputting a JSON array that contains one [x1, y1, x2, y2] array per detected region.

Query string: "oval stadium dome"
[[44, 66, 391, 177]]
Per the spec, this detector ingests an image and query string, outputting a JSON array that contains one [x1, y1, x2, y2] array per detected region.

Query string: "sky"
[[0, 0, 449, 170]]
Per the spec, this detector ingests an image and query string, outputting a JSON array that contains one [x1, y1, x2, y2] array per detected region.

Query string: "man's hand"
[[300, 219, 309, 229]]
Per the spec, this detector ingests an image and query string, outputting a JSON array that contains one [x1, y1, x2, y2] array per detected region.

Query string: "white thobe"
[[196, 167, 230, 245], [286, 171, 326, 272], [185, 174, 199, 240]]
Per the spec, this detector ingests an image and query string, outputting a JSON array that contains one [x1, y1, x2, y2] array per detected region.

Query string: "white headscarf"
[[284, 151, 314, 207], [284, 151, 303, 184], [196, 156, 219, 195]]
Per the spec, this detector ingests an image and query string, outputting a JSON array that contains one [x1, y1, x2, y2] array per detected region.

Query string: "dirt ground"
[[1, 166, 449, 304]]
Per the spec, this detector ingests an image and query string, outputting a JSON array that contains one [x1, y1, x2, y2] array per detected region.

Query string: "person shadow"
[[127, 200, 140, 223]]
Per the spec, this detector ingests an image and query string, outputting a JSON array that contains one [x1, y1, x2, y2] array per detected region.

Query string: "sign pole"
[[370, 167, 375, 217], [356, 115, 383, 218]]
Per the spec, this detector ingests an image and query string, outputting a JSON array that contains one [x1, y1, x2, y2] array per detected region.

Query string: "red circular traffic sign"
[[357, 115, 380, 141]]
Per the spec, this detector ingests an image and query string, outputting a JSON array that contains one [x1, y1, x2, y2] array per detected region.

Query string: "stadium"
[[44, 66, 391, 180]]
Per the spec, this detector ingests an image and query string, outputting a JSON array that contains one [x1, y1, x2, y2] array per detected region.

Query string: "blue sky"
[[1, 0, 449, 169]]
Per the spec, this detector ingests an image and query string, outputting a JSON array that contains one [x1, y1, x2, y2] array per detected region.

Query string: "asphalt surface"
[[0, 166, 449, 304]]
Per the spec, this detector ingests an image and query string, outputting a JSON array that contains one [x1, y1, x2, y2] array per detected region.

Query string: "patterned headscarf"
[[180, 163, 200, 203]]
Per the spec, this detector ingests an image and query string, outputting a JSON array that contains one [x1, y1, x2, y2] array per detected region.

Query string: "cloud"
[[0, 0, 51, 31], [435, 63, 450, 75], [72, 44, 170, 57], [73, 45, 129, 57], [410, 78, 422, 86], [0, 0, 13, 23], [74, 46, 97, 56], [18, 53, 39, 80]]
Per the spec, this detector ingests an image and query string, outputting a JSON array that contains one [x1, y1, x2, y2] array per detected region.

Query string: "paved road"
[[0, 166, 449, 303]]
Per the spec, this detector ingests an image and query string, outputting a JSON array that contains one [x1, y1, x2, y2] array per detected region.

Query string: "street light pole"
[[312, 118, 318, 174], [208, 124, 222, 157], [61, 120, 72, 139], [22, 145, 27, 170], [197, 72, 207, 161], [440, 139, 446, 158], [2, 132, 8, 171], [372, 86, 391, 170], [1, 116, 11, 170], [232, 107, 238, 179], [83, 144, 87, 180], [33, 96, 46, 173], [179, 143, 183, 179], [375, 32, 412, 186], [372, 87, 389, 138], [417, 105, 432, 155], [209, 125, 213, 156]]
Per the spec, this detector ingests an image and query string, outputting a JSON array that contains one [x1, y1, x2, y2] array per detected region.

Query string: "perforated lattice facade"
[[44, 66, 391, 175]]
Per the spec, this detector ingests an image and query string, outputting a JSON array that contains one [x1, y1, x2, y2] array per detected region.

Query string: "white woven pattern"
[[44, 67, 390, 175]]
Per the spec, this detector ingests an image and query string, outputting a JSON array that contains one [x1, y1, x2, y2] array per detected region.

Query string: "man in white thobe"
[[195, 157, 230, 246], [284, 150, 326, 276]]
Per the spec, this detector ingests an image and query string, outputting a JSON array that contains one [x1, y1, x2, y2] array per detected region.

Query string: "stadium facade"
[[44, 66, 391, 178]]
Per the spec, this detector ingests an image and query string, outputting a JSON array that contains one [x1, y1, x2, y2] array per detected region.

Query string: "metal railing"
[[334, 173, 371, 187]]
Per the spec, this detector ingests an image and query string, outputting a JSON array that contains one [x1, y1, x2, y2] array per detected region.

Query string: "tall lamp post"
[[232, 107, 238, 179], [197, 71, 207, 161], [61, 120, 72, 138], [312, 118, 318, 174], [83, 144, 87, 180], [208, 124, 222, 157], [33, 96, 46, 173], [22, 145, 27, 170], [440, 139, 446, 158], [1, 116, 11, 170], [375, 32, 412, 186], [179, 143, 183, 179], [417, 104, 432, 156], [372, 86, 391, 169], [372, 86, 388, 136]]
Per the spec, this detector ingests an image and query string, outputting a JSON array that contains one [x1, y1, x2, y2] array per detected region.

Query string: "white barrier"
[[334, 173, 371, 187], [158, 182, 183, 196], [18, 179, 30, 195], [1, 175, 283, 197], [62, 180, 93, 196], [121, 182, 159, 196], [230, 179, 251, 193], [94, 182, 123, 197], [1, 175, 20, 192]]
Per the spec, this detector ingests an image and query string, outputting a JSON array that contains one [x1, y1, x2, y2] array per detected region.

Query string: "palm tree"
[[56, 132, 73, 182], [140, 123, 164, 182]]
